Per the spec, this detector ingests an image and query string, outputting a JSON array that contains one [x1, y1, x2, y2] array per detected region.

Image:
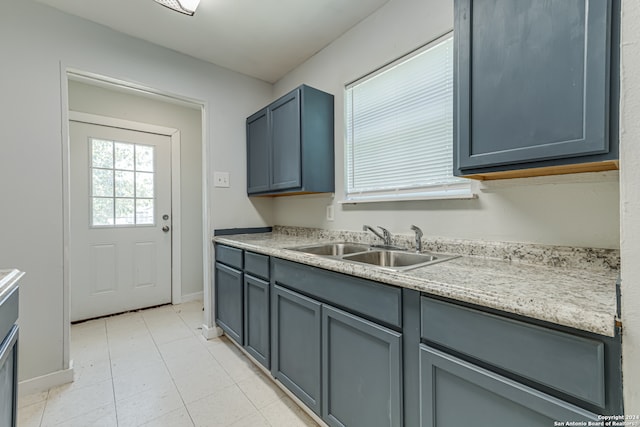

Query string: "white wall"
[[68, 80, 204, 298], [620, 0, 640, 414], [273, 0, 620, 250], [0, 0, 272, 382]]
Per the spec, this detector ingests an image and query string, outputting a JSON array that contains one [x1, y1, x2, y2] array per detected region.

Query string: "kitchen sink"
[[289, 242, 372, 256], [288, 242, 458, 271], [342, 250, 458, 271]]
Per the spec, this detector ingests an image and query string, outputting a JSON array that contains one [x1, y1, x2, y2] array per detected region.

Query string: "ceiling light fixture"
[[153, 0, 201, 16]]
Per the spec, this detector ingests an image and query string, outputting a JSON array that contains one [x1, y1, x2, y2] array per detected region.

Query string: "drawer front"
[[420, 297, 605, 408], [273, 258, 401, 328], [244, 251, 269, 280], [215, 244, 243, 269]]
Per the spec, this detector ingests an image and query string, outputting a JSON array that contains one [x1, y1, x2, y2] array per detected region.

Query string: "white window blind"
[[344, 34, 472, 202]]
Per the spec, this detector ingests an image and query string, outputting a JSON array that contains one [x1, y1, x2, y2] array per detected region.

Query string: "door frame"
[[69, 111, 183, 305], [59, 66, 212, 375]]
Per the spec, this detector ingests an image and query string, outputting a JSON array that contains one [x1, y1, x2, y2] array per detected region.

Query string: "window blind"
[[345, 34, 470, 202]]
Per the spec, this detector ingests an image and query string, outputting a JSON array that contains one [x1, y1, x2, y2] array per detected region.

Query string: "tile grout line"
[[178, 304, 275, 426], [104, 318, 119, 426], [37, 390, 50, 427], [142, 306, 198, 427]]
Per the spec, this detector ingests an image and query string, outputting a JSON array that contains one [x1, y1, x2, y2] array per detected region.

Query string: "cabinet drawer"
[[215, 244, 243, 269], [420, 297, 605, 408], [244, 251, 269, 280], [273, 258, 401, 328]]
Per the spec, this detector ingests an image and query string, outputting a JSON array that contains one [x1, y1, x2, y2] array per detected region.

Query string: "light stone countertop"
[[214, 230, 619, 337], [0, 269, 23, 303]]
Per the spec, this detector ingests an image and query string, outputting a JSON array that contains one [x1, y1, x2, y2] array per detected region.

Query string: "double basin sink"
[[288, 242, 458, 272]]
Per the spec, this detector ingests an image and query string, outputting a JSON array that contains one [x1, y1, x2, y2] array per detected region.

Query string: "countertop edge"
[[0, 269, 24, 303]]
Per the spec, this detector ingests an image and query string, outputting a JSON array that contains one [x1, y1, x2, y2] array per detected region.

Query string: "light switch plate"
[[214, 171, 230, 188], [326, 205, 334, 221]]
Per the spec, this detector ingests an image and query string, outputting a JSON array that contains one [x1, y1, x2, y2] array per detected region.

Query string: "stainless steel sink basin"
[[288, 242, 458, 271], [342, 250, 458, 271], [289, 242, 372, 256]]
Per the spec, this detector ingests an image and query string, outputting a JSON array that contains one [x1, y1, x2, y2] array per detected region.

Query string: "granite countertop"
[[213, 228, 619, 337], [0, 269, 23, 302]]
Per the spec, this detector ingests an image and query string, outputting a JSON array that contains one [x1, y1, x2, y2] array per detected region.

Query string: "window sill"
[[339, 191, 477, 204]]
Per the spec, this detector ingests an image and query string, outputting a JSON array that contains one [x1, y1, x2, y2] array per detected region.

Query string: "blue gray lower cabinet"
[[419, 345, 599, 427], [0, 326, 18, 427], [271, 284, 322, 415], [213, 252, 622, 425], [243, 274, 270, 369], [214, 262, 243, 344], [0, 285, 19, 427], [322, 305, 402, 427]]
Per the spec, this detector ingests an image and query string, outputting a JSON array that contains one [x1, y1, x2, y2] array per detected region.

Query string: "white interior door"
[[70, 121, 172, 322]]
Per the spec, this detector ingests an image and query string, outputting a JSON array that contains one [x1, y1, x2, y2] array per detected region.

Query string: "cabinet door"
[[270, 90, 301, 191], [322, 305, 402, 427], [243, 275, 269, 369], [455, 0, 611, 172], [246, 107, 270, 194], [271, 285, 321, 415], [0, 326, 18, 427], [214, 262, 243, 344], [419, 345, 599, 427]]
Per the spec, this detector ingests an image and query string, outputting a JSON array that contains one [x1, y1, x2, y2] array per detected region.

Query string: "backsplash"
[[272, 225, 620, 272]]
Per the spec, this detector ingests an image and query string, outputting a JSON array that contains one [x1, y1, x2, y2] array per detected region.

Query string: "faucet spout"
[[377, 226, 392, 246], [363, 225, 386, 243], [411, 225, 423, 253]]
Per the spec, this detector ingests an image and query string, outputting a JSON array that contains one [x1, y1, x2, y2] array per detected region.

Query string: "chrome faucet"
[[363, 225, 392, 246], [411, 225, 423, 253], [378, 226, 392, 246]]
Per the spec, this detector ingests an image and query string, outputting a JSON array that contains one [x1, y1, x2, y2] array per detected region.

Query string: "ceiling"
[[36, 0, 391, 83]]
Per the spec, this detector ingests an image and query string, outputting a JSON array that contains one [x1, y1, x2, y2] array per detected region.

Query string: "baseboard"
[[18, 362, 75, 396], [180, 291, 204, 303], [201, 323, 223, 339]]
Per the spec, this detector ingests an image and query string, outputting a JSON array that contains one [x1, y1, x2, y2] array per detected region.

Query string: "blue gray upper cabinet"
[[246, 85, 334, 196], [454, 0, 619, 178]]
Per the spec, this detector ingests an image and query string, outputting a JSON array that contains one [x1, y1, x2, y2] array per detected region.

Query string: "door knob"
[[162, 226, 170, 232]]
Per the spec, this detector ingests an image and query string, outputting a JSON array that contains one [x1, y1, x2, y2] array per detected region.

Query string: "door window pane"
[[92, 198, 114, 226], [136, 145, 154, 172], [136, 199, 154, 225], [115, 171, 135, 198], [136, 172, 154, 198], [115, 142, 135, 170], [92, 169, 114, 197], [89, 139, 158, 227], [115, 198, 135, 225], [91, 139, 113, 168]]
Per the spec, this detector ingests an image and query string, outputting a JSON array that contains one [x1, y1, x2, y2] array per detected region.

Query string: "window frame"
[[88, 138, 157, 228], [342, 32, 474, 204]]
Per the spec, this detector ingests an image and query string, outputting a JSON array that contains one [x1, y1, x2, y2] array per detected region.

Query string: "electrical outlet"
[[326, 205, 334, 221], [214, 171, 230, 188]]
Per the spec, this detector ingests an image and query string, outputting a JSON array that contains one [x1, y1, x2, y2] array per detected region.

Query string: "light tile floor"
[[18, 301, 319, 427]]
